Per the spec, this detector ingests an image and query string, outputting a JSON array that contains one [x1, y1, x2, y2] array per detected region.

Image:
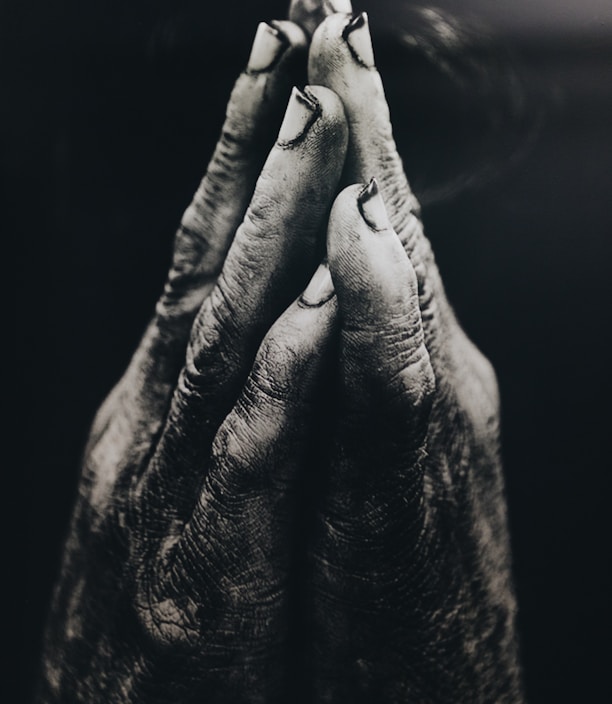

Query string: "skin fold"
[[38, 2, 523, 702], [303, 12, 523, 703]]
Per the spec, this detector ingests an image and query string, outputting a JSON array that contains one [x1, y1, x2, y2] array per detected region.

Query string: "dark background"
[[12, 0, 611, 701]]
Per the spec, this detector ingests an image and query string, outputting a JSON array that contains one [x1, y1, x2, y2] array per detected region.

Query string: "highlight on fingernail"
[[342, 12, 375, 68], [299, 262, 335, 307], [277, 86, 321, 146], [246, 21, 290, 74], [358, 178, 391, 232]]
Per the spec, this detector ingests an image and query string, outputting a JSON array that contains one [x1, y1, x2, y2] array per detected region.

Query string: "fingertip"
[[276, 84, 348, 155], [308, 11, 421, 246], [253, 263, 338, 397], [240, 275, 337, 413], [327, 180, 408, 311], [299, 262, 335, 308], [267, 19, 309, 51], [310, 12, 376, 80], [289, 0, 353, 38], [245, 20, 307, 76], [328, 182, 434, 421]]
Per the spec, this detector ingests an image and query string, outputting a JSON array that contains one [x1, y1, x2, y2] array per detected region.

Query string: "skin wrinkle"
[[40, 6, 522, 703], [39, 37, 345, 704], [305, 174, 520, 700], [64, 33, 317, 607], [131, 95, 348, 549], [184, 296, 240, 381], [144, 292, 333, 670], [309, 13, 459, 374]]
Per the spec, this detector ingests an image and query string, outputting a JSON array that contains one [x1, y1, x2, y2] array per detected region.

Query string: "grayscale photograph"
[[15, 0, 611, 701]]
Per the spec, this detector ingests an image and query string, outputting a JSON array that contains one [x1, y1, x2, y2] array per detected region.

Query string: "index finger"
[[308, 13, 422, 252]]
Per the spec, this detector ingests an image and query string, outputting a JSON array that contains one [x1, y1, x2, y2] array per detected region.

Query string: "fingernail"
[[246, 21, 290, 74], [300, 263, 335, 307], [277, 86, 321, 147], [358, 178, 390, 231], [342, 12, 375, 68]]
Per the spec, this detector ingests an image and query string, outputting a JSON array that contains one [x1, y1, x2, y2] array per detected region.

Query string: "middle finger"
[[133, 85, 348, 536]]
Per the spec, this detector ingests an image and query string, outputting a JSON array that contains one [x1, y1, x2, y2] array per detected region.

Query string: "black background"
[[12, 0, 611, 701]]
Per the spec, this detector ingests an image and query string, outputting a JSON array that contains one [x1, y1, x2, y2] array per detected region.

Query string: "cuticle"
[[277, 87, 322, 149], [342, 13, 373, 69], [298, 289, 336, 308]]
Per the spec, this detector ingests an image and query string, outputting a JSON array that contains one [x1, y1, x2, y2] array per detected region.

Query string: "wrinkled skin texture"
[[38, 3, 523, 704], [304, 13, 524, 704], [38, 20, 350, 703]]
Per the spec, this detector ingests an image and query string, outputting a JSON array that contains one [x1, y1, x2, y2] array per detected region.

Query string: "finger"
[[137, 268, 337, 686], [326, 180, 435, 509], [135, 87, 348, 530], [95, 21, 308, 447], [309, 13, 421, 250], [178, 264, 337, 585], [307, 184, 434, 699], [288, 0, 352, 37], [309, 12, 453, 358], [161, 20, 308, 321]]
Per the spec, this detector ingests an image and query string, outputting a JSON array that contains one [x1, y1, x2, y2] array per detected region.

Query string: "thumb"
[[328, 179, 435, 446]]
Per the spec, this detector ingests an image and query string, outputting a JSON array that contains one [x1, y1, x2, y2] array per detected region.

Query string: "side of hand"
[[302, 13, 523, 703], [39, 18, 349, 702]]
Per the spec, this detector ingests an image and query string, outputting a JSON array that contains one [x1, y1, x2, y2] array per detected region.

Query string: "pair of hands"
[[39, 2, 523, 702]]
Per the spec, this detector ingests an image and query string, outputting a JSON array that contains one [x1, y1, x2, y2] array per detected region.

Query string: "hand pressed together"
[[39, 2, 523, 703]]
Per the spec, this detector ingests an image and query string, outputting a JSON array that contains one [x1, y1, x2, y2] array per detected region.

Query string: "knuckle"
[[177, 204, 213, 262], [206, 125, 254, 183], [133, 578, 201, 654], [207, 396, 293, 511], [210, 420, 249, 472], [386, 346, 436, 412], [209, 421, 263, 501], [242, 185, 278, 233], [155, 208, 221, 319], [247, 367, 289, 406], [173, 362, 205, 409], [183, 285, 239, 387], [218, 124, 253, 157], [174, 201, 223, 279], [344, 314, 436, 415], [247, 338, 296, 404], [206, 142, 246, 186]]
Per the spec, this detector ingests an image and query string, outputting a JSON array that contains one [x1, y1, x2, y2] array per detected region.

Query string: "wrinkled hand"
[[39, 2, 524, 703], [296, 11, 523, 704], [39, 18, 349, 703]]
